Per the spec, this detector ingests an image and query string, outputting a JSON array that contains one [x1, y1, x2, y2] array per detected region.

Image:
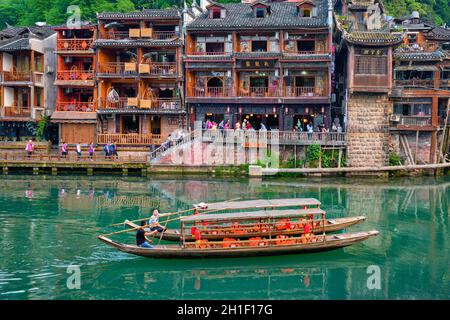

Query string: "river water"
[[0, 175, 448, 299]]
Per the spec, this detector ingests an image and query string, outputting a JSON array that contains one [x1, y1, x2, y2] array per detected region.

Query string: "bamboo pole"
[[101, 216, 180, 237], [109, 207, 195, 227]]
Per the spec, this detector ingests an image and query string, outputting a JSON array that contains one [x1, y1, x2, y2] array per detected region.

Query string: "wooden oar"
[[109, 207, 195, 227], [102, 216, 180, 237]]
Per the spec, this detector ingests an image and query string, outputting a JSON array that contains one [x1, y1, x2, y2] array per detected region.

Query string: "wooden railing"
[[153, 31, 179, 40], [284, 86, 325, 97], [101, 31, 130, 40], [1, 106, 31, 117], [57, 38, 93, 51], [283, 50, 327, 55], [2, 71, 32, 82], [394, 79, 435, 88], [239, 87, 280, 97], [56, 70, 94, 81], [397, 116, 432, 127], [56, 101, 96, 112], [188, 86, 231, 97], [139, 62, 177, 76], [98, 62, 137, 75], [97, 133, 161, 145], [98, 98, 181, 111], [189, 51, 227, 56]]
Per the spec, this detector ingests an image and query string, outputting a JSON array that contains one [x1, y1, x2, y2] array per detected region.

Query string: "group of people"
[[136, 209, 167, 248], [102, 142, 118, 159], [60, 142, 96, 160], [205, 119, 268, 131]]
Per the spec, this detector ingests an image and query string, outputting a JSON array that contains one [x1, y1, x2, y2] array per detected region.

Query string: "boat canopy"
[[180, 208, 326, 224], [194, 198, 321, 211]]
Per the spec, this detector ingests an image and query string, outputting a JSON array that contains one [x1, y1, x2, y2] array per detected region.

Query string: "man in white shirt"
[[148, 209, 167, 233]]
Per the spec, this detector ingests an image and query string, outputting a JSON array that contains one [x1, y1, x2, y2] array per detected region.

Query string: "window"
[[211, 8, 221, 19], [442, 43, 450, 51], [252, 40, 267, 52], [256, 7, 265, 18], [355, 56, 387, 74], [297, 40, 315, 52], [302, 9, 311, 17], [206, 42, 224, 54]]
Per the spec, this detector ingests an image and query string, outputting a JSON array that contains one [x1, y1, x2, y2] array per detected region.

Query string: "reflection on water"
[[0, 175, 448, 299]]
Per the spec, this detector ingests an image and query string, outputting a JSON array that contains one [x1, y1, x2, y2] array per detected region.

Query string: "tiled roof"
[[53, 21, 96, 30], [426, 27, 450, 41], [0, 38, 30, 51], [187, 1, 328, 31], [344, 31, 403, 46], [393, 48, 446, 61], [0, 25, 56, 52], [98, 9, 181, 20], [0, 26, 27, 38], [348, 0, 374, 10], [94, 39, 182, 48]]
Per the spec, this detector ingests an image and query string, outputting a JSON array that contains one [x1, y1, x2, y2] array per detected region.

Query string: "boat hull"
[[125, 216, 366, 242], [98, 230, 379, 259]]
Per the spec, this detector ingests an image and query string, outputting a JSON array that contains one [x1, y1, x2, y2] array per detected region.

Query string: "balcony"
[[138, 62, 178, 77], [394, 79, 435, 89], [97, 62, 137, 77], [2, 70, 32, 82], [57, 39, 94, 52], [1, 106, 31, 118], [98, 98, 181, 111], [101, 30, 179, 40], [284, 86, 326, 97], [97, 133, 161, 145], [188, 86, 231, 97], [238, 87, 280, 97], [390, 115, 433, 130], [56, 101, 96, 112], [56, 70, 94, 83]]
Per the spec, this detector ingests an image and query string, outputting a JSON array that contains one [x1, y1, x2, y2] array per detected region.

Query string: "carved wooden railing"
[[56, 70, 94, 81], [97, 133, 161, 145], [56, 101, 96, 112], [57, 39, 93, 51]]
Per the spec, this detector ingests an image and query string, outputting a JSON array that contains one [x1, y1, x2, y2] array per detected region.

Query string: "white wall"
[[2, 53, 13, 72], [4, 87, 14, 106]]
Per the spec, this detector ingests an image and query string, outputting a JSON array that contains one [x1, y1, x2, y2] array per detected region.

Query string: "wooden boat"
[[124, 210, 366, 241], [98, 230, 379, 259]]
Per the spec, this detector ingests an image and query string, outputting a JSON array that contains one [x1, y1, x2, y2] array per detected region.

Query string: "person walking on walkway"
[[88, 142, 95, 160], [25, 140, 34, 158], [76, 142, 82, 160]]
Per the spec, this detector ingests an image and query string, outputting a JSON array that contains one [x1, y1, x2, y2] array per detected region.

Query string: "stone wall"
[[346, 93, 390, 167]]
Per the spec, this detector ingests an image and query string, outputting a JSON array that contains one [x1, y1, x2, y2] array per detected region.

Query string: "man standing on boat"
[[148, 209, 167, 233], [136, 221, 156, 248]]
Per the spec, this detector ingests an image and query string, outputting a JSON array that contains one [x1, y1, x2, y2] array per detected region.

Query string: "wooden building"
[[51, 22, 97, 144], [0, 25, 56, 140], [334, 0, 403, 167], [95, 9, 185, 146], [389, 12, 450, 164], [184, 0, 334, 131]]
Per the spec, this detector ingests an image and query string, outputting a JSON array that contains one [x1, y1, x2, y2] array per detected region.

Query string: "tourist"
[[218, 120, 225, 131], [306, 123, 313, 140], [235, 122, 241, 130], [136, 220, 155, 249], [148, 208, 167, 233], [25, 139, 34, 158], [111, 142, 118, 159], [88, 142, 95, 160], [260, 123, 267, 131], [242, 119, 248, 130], [103, 143, 110, 159], [76, 142, 82, 160], [224, 119, 230, 130], [61, 141, 68, 158], [332, 123, 337, 132], [337, 125, 343, 133], [206, 119, 212, 130]]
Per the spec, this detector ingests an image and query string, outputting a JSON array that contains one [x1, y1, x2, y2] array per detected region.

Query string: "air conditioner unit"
[[390, 114, 400, 122], [45, 65, 54, 74]]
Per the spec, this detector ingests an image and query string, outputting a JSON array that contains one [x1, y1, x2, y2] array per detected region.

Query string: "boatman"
[[149, 209, 167, 233], [136, 220, 156, 248]]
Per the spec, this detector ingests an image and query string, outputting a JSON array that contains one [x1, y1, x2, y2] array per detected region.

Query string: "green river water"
[[0, 175, 448, 300]]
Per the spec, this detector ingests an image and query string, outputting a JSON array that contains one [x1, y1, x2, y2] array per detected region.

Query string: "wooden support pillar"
[[431, 96, 439, 164], [338, 148, 342, 168], [51, 167, 57, 176], [87, 168, 93, 176], [415, 131, 419, 164]]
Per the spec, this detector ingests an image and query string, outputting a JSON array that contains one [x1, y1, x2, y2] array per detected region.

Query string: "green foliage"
[[35, 115, 49, 141], [389, 152, 402, 166], [306, 144, 321, 168]]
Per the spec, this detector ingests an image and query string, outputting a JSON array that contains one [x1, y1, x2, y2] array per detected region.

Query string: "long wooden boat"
[[98, 230, 379, 259], [125, 211, 366, 241]]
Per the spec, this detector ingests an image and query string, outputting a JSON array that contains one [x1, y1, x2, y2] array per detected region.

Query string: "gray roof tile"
[[187, 2, 328, 31]]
